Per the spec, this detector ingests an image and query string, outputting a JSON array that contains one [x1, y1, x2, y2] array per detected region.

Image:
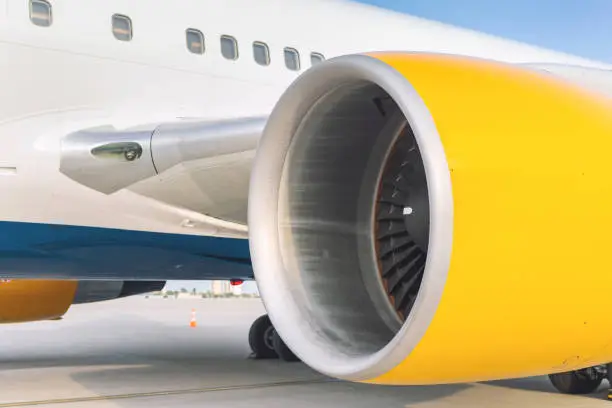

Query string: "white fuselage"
[[0, 0, 609, 240]]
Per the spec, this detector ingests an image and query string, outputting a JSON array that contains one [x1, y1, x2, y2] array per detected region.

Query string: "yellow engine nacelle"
[[0, 280, 77, 323], [0, 279, 165, 323], [248, 53, 612, 385]]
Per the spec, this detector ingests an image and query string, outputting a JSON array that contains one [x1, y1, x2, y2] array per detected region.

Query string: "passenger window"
[[284, 48, 300, 71], [186, 29, 205, 54], [29, 0, 52, 27], [253, 42, 270, 66], [220, 35, 238, 60], [112, 14, 133, 42], [311, 52, 325, 66]]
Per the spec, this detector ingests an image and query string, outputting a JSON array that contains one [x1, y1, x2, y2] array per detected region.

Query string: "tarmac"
[[1, 297, 610, 407]]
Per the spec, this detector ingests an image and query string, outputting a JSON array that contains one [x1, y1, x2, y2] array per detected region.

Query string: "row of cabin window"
[[29, 0, 325, 71], [190, 30, 325, 70]]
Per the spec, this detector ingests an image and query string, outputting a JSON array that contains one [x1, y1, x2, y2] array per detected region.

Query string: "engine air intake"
[[249, 52, 612, 385], [276, 78, 433, 350]]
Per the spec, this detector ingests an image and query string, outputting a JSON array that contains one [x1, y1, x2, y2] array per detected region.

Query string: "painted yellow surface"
[[367, 53, 612, 384], [0, 280, 77, 323]]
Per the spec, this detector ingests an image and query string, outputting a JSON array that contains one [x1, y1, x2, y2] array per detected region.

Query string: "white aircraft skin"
[[0, 0, 610, 281]]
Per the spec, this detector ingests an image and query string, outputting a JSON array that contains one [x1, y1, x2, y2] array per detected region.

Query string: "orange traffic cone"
[[190, 308, 197, 328]]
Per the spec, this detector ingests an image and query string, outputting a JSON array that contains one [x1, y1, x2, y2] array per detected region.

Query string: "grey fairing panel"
[[151, 117, 263, 173], [60, 126, 157, 195], [59, 117, 266, 225], [72, 280, 166, 304], [72, 280, 124, 304]]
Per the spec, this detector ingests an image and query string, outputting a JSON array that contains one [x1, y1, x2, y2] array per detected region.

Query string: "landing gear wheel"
[[272, 330, 300, 362], [549, 368, 604, 394], [248, 315, 278, 359]]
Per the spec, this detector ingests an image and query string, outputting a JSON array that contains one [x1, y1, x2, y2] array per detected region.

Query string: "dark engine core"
[[375, 126, 429, 321]]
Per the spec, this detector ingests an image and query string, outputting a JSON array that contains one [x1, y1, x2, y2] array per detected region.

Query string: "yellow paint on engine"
[[0, 280, 77, 323], [366, 53, 612, 384]]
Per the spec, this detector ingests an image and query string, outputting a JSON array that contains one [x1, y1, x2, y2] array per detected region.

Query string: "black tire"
[[549, 369, 603, 394], [248, 315, 278, 359], [272, 330, 300, 362]]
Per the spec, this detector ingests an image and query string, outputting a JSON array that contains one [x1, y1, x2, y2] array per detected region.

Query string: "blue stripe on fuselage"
[[0, 221, 252, 280]]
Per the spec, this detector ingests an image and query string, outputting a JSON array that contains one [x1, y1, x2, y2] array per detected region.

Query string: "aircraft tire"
[[272, 330, 300, 362], [248, 314, 278, 359], [548, 369, 603, 394]]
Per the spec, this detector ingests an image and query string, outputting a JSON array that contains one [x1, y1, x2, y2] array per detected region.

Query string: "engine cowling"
[[1, 280, 165, 323], [0, 280, 77, 323], [72, 280, 166, 304], [248, 53, 612, 385]]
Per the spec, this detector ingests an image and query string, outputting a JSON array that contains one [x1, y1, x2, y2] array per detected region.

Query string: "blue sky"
[[358, 0, 612, 63]]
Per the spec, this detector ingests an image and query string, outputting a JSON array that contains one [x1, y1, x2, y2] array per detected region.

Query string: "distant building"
[[211, 280, 231, 295], [231, 284, 242, 296], [177, 292, 198, 299]]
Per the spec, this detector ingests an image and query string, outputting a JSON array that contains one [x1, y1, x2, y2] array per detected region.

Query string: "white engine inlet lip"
[[248, 53, 454, 381]]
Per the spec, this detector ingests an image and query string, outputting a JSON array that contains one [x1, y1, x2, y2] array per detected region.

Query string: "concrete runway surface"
[[1, 297, 610, 407]]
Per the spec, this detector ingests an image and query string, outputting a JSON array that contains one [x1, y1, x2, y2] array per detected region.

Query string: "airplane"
[[2, 0, 612, 399]]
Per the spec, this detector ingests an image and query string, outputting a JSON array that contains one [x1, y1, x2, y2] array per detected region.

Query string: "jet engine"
[[248, 53, 612, 385], [0, 279, 165, 323]]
